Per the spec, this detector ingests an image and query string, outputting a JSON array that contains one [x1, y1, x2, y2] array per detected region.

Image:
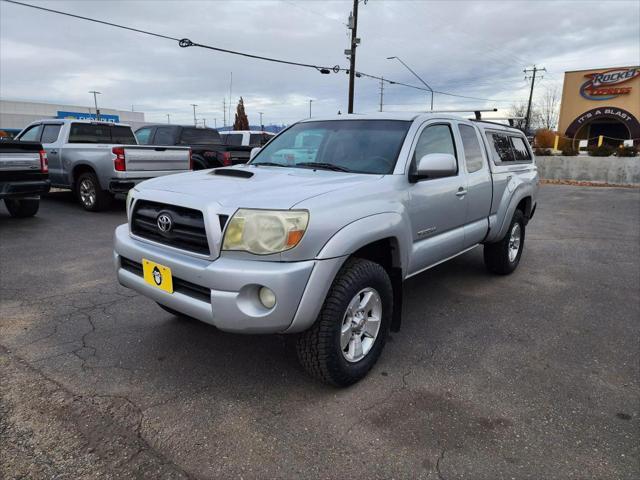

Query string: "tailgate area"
[[124, 147, 190, 171]]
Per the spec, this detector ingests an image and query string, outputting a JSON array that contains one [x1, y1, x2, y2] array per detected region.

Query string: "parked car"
[[16, 119, 191, 211], [221, 130, 276, 147], [135, 125, 253, 170], [0, 140, 50, 217], [114, 113, 539, 386]]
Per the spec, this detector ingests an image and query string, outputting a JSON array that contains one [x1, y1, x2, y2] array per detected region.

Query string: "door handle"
[[456, 187, 467, 197]]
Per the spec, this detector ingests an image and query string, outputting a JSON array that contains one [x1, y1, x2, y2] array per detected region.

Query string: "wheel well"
[[72, 164, 95, 185], [351, 238, 403, 333], [516, 196, 532, 222]]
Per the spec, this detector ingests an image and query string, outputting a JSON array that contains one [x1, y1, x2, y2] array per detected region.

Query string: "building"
[[557, 66, 640, 146], [0, 99, 146, 131]]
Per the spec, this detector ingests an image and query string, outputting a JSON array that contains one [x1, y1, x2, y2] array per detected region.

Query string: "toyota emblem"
[[157, 213, 173, 233]]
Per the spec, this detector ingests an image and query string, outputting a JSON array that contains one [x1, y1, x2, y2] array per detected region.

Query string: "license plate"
[[142, 259, 173, 293]]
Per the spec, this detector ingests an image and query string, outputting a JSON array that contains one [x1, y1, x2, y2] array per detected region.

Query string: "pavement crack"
[[435, 448, 447, 480]]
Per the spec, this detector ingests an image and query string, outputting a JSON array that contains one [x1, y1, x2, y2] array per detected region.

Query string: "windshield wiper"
[[296, 162, 352, 172], [252, 162, 287, 167]]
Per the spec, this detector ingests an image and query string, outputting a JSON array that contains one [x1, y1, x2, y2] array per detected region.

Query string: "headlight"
[[222, 209, 309, 254]]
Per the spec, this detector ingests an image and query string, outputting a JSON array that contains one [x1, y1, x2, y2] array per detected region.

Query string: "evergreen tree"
[[233, 97, 250, 130]]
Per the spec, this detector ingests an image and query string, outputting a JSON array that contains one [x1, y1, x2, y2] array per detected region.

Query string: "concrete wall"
[[536, 155, 640, 185], [0, 100, 146, 130]]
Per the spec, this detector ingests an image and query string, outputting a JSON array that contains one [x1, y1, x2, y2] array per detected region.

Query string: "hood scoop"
[[211, 168, 253, 178]]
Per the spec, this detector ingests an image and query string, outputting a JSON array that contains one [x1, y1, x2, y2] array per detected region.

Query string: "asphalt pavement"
[[1, 185, 638, 479]]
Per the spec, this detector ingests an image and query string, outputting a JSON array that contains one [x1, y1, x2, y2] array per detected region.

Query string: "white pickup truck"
[[17, 119, 191, 211]]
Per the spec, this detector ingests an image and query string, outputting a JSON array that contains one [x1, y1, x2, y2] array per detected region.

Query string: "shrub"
[[588, 145, 615, 157], [534, 129, 556, 148], [534, 147, 552, 156], [561, 147, 578, 156], [616, 146, 638, 157]]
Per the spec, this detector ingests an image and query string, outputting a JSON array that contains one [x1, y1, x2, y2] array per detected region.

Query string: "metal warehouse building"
[[0, 99, 146, 131]]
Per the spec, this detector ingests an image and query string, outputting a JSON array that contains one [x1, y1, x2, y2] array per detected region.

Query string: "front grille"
[[131, 200, 210, 255], [119, 257, 211, 303]]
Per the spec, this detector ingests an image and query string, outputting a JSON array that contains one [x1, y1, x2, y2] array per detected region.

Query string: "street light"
[[386, 56, 434, 111], [258, 112, 264, 130], [88, 91, 101, 120], [309, 99, 313, 118]]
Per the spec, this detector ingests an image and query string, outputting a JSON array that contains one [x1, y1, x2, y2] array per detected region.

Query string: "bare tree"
[[233, 97, 250, 130], [508, 103, 529, 130], [537, 86, 560, 130]]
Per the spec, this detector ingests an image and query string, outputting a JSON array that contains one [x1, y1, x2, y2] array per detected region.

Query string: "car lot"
[[1, 185, 638, 479]]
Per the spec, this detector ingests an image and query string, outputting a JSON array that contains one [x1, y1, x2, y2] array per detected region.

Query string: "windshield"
[[251, 120, 411, 174]]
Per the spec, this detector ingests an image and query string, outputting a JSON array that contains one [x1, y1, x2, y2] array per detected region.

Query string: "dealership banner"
[[56, 111, 120, 123]]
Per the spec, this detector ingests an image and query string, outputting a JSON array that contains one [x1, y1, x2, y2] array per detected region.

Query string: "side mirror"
[[250, 147, 261, 161], [411, 153, 457, 182]]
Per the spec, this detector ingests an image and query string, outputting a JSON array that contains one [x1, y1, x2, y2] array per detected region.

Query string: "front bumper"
[[0, 178, 50, 198], [113, 224, 345, 334]]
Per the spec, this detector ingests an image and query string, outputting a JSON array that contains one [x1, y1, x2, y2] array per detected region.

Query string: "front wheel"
[[484, 209, 525, 275], [296, 258, 393, 386], [4, 198, 39, 218]]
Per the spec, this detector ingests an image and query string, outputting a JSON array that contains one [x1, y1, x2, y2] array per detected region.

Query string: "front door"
[[407, 122, 468, 275]]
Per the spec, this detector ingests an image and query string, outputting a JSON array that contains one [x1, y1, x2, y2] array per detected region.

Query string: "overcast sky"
[[1, 0, 639, 126]]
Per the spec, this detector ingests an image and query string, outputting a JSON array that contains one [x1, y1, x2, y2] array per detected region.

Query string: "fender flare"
[[487, 183, 535, 242], [316, 212, 411, 278]]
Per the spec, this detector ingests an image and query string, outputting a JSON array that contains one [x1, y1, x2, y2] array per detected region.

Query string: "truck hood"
[[137, 166, 383, 209]]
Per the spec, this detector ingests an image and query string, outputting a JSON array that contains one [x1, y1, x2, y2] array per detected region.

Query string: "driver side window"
[[413, 124, 458, 176]]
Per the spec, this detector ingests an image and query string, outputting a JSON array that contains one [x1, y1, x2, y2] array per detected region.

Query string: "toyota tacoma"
[[114, 113, 539, 386]]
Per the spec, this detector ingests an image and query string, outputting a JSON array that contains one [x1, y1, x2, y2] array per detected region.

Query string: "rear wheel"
[[296, 258, 393, 386], [4, 198, 39, 218], [484, 209, 525, 275], [76, 172, 112, 211]]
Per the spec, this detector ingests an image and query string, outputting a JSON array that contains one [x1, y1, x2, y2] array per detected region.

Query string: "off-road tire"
[[76, 172, 112, 212], [296, 258, 393, 387], [4, 198, 39, 218], [484, 209, 525, 275]]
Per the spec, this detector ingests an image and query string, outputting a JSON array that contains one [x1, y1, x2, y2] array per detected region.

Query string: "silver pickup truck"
[[114, 113, 539, 386], [17, 119, 191, 211]]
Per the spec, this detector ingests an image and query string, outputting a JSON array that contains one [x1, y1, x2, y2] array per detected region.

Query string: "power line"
[[4, 0, 333, 72], [4, 0, 519, 105]]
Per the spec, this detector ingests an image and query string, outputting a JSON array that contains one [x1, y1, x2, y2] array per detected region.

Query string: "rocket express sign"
[[580, 67, 639, 100]]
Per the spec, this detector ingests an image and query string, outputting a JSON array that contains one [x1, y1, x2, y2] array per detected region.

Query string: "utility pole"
[[258, 112, 264, 130], [223, 99, 227, 127], [346, 0, 361, 114], [88, 91, 101, 120], [379, 76, 384, 112], [309, 99, 313, 118], [524, 65, 545, 134], [166, 114, 170, 124], [228, 72, 233, 129], [190, 104, 198, 126], [214, 118, 217, 128]]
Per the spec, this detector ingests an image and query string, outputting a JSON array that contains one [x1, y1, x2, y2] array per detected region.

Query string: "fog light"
[[259, 287, 276, 309]]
